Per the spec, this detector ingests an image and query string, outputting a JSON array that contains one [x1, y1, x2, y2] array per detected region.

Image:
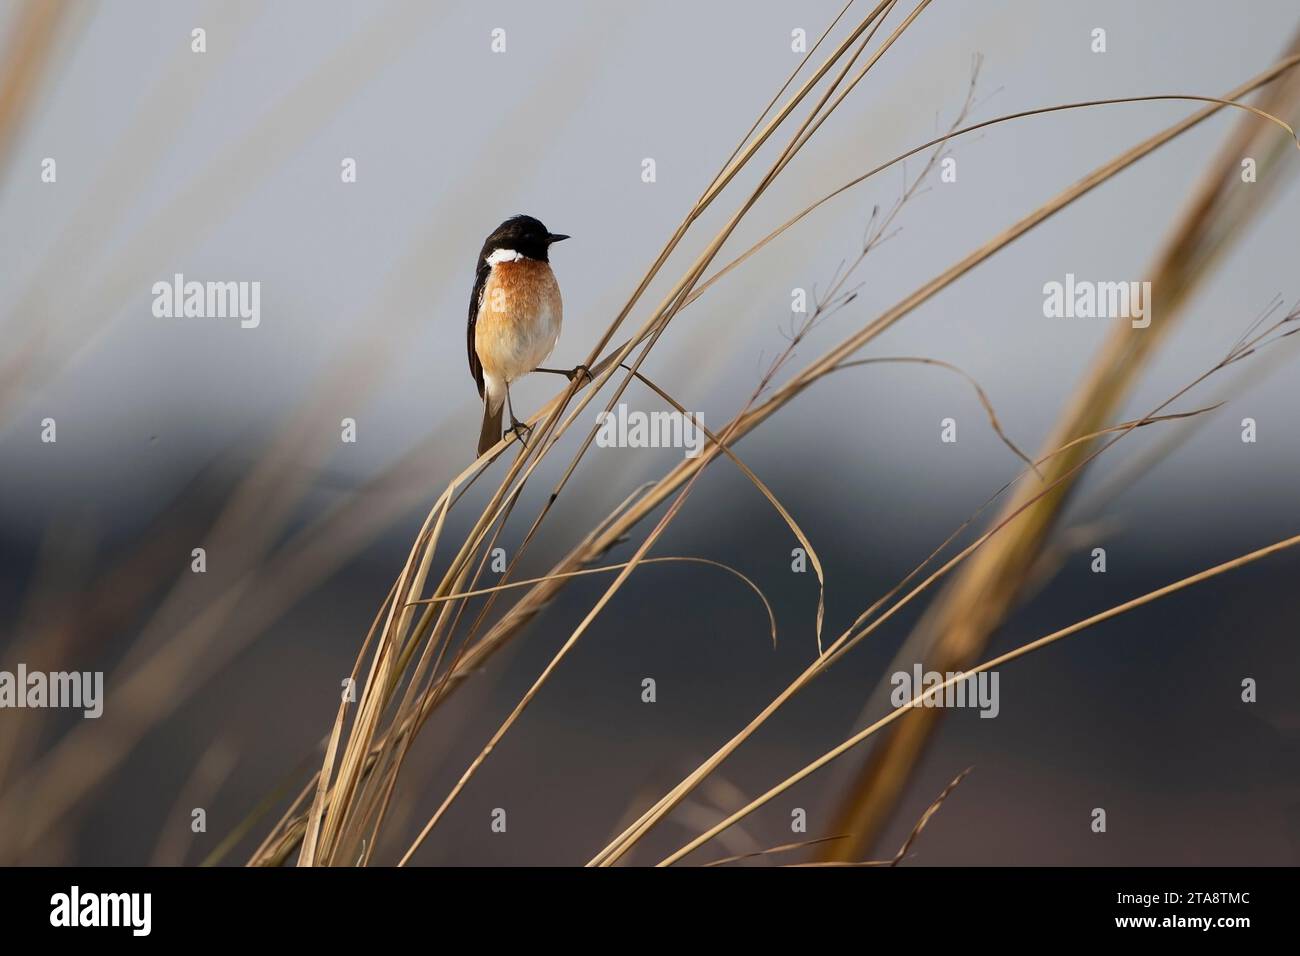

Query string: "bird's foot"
[[507, 418, 534, 447], [535, 364, 593, 385]]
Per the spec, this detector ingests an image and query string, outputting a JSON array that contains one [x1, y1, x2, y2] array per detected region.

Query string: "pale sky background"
[[1, 0, 1297, 543]]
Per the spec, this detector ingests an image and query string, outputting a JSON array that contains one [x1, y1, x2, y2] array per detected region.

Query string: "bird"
[[467, 214, 576, 456]]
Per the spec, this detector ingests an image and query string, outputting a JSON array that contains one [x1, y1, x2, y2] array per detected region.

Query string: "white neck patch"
[[486, 248, 524, 266]]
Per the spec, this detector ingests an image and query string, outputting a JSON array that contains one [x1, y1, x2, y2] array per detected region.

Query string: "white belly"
[[497, 301, 559, 382]]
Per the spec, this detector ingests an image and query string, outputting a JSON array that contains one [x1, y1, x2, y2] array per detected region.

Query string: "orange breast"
[[475, 260, 563, 381]]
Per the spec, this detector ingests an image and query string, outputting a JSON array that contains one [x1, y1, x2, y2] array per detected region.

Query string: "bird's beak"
[[548, 233, 570, 243]]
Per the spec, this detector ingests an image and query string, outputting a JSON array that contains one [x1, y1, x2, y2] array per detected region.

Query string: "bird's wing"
[[467, 258, 489, 398]]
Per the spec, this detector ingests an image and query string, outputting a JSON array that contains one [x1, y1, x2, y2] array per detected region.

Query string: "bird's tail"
[[477, 393, 504, 456]]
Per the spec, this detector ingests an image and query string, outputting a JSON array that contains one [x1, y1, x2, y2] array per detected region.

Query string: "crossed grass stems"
[[241, 1, 1300, 866]]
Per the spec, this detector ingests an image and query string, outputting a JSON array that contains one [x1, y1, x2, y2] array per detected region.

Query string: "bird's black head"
[[480, 214, 569, 264]]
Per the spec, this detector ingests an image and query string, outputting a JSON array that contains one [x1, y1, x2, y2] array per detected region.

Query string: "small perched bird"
[[468, 214, 571, 456]]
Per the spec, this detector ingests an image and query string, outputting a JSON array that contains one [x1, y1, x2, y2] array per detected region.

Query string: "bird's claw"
[[508, 419, 533, 447], [533, 364, 593, 386]]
